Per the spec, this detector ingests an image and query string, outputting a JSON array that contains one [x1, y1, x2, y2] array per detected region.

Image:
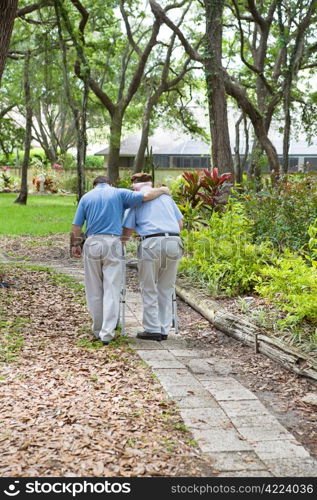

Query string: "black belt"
[[141, 232, 180, 240]]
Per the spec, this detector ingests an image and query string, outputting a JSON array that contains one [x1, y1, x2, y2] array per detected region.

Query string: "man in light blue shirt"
[[123, 173, 183, 341], [70, 175, 170, 345]]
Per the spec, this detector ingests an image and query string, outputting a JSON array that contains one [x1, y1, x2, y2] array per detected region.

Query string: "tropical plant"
[[177, 168, 233, 211], [198, 168, 232, 210]]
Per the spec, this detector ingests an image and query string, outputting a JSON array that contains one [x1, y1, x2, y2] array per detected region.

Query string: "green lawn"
[[0, 194, 78, 235]]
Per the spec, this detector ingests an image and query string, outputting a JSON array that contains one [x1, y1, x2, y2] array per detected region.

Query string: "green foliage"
[[59, 171, 95, 193], [255, 250, 317, 326], [241, 175, 317, 250], [0, 152, 16, 166], [307, 217, 317, 267], [59, 174, 78, 193], [176, 200, 208, 231], [85, 155, 104, 168], [179, 201, 274, 296], [114, 172, 132, 189], [0, 315, 27, 363], [0, 118, 24, 157], [0, 167, 20, 192]]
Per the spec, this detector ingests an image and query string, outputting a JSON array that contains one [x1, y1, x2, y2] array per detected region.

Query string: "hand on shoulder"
[[160, 186, 170, 196]]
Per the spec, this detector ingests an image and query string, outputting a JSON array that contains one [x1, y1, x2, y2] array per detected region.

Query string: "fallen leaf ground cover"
[[0, 264, 213, 477]]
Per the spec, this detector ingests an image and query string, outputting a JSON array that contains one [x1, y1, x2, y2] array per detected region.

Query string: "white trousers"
[[138, 236, 183, 335], [83, 235, 123, 342]]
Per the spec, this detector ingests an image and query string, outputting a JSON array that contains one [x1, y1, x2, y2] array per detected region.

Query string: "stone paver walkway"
[[4, 258, 317, 478]]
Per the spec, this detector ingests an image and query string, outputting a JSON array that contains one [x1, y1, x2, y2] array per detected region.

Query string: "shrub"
[[241, 175, 317, 251], [85, 155, 104, 168], [179, 200, 275, 296], [255, 250, 317, 326], [114, 172, 132, 189], [0, 153, 16, 166]]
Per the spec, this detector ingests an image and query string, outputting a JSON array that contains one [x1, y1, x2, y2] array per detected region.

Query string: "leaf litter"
[[0, 264, 214, 478]]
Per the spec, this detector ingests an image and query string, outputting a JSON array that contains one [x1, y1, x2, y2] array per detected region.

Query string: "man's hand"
[[70, 224, 83, 258], [71, 245, 82, 258], [159, 186, 170, 196], [142, 186, 171, 202]]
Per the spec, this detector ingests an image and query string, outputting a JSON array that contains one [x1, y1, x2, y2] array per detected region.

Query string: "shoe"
[[101, 340, 110, 345], [136, 331, 162, 341], [161, 335, 168, 341]]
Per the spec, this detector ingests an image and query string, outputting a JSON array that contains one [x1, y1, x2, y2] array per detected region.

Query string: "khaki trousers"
[[84, 235, 123, 342], [138, 236, 183, 335]]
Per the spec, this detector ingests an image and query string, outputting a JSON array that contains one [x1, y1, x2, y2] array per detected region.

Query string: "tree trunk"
[[234, 114, 243, 185], [282, 78, 292, 174], [33, 107, 58, 165], [224, 72, 280, 179], [76, 80, 88, 200], [0, 0, 18, 83], [55, 1, 86, 200], [249, 141, 263, 191], [133, 98, 153, 173], [204, 0, 234, 177], [15, 52, 32, 205], [107, 110, 123, 184]]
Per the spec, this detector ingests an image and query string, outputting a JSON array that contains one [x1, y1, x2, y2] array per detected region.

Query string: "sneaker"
[[136, 331, 162, 341]]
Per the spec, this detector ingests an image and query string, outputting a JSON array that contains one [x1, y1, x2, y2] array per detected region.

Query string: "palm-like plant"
[[198, 168, 233, 210]]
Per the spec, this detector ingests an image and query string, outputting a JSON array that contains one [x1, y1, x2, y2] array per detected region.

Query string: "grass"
[[0, 193, 77, 235], [0, 314, 27, 363]]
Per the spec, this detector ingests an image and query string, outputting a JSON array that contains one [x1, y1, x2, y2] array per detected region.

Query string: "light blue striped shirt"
[[123, 189, 182, 236]]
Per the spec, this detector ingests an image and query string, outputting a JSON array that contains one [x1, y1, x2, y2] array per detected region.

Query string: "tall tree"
[[15, 51, 32, 205], [150, 0, 280, 177], [0, 1, 52, 84], [55, 0, 88, 199], [56, 0, 164, 183], [131, 5, 199, 173], [229, 0, 317, 177], [149, 0, 234, 175], [204, 0, 233, 175]]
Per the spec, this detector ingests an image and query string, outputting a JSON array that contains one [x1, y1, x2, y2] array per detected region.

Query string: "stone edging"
[[176, 281, 317, 383]]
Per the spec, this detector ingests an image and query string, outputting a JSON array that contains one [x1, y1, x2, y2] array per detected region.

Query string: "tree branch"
[[119, 0, 142, 57], [149, 0, 202, 62], [0, 104, 16, 119], [16, 1, 52, 17]]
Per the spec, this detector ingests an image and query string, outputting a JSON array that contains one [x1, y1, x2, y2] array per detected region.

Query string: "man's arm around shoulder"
[[142, 186, 170, 202]]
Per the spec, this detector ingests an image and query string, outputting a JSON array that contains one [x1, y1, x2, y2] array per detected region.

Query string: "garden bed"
[[176, 279, 317, 382]]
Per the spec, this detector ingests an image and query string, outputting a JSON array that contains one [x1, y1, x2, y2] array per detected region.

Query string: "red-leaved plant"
[[198, 169, 232, 210], [180, 168, 232, 211]]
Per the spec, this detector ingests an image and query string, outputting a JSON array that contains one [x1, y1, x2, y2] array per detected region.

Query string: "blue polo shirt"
[[73, 184, 144, 235], [123, 190, 182, 236]]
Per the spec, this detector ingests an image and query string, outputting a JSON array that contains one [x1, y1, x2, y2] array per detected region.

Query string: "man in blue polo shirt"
[[70, 175, 170, 345], [122, 173, 183, 341]]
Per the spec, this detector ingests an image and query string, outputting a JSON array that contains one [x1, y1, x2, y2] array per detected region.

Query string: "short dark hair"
[[131, 172, 152, 183], [93, 176, 110, 187]]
